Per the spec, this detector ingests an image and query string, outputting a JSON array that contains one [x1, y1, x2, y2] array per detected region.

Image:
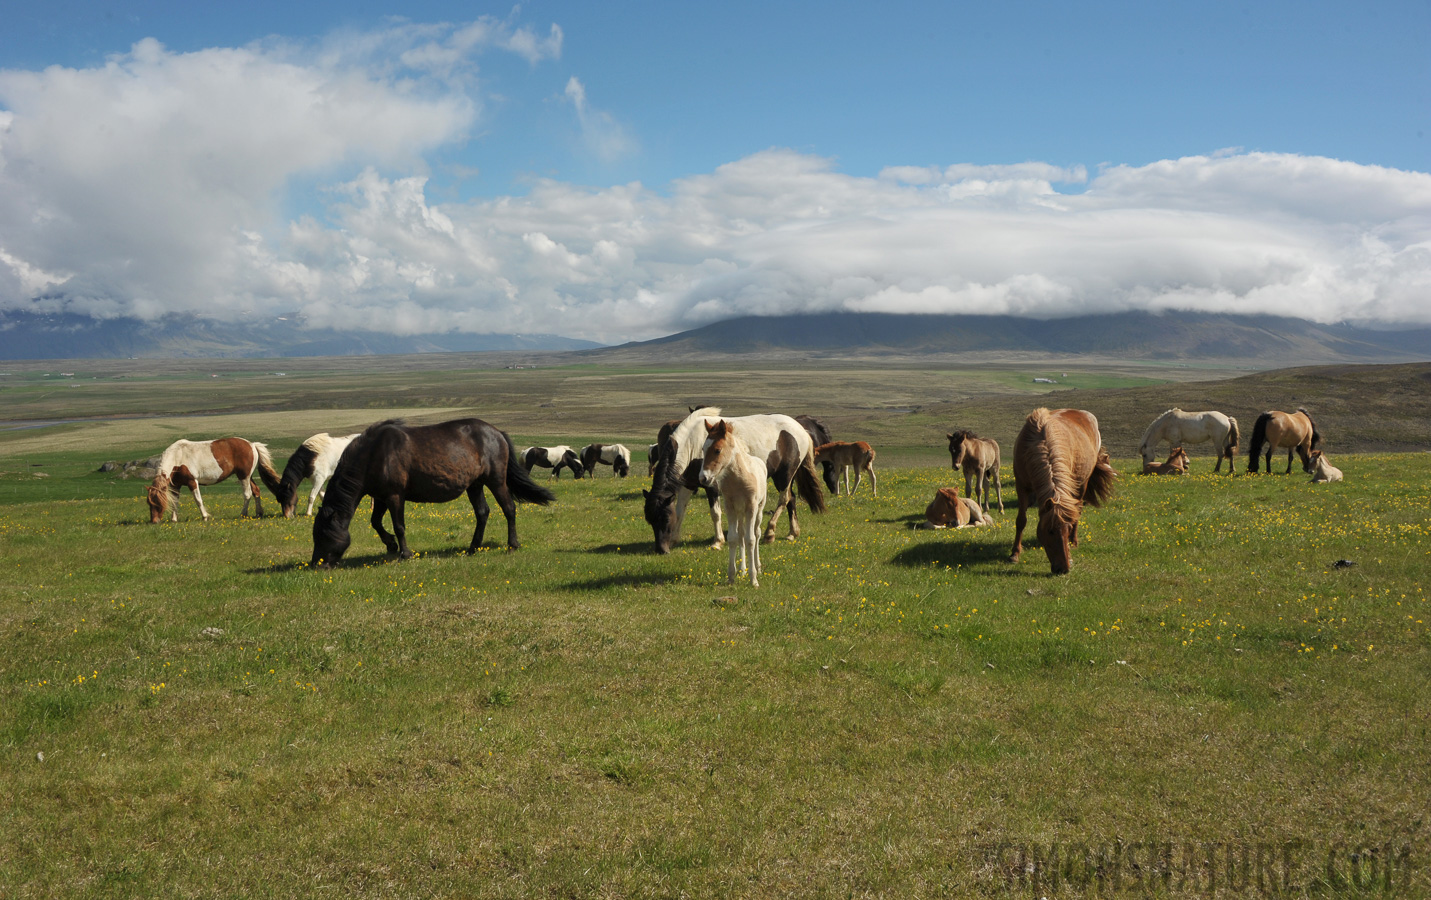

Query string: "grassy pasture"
[[2, 358, 1430, 897]]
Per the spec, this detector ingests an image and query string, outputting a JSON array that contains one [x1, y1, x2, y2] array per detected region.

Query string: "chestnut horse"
[[1246, 408, 1322, 474], [1009, 408, 1117, 575], [947, 430, 1003, 513], [699, 419, 768, 586], [311, 418, 556, 567], [147, 437, 282, 523], [814, 441, 877, 496]]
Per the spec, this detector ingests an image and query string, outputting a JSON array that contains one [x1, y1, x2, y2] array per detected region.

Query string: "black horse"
[[311, 418, 555, 568]]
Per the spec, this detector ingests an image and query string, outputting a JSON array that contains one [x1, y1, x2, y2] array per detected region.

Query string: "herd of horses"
[[141, 403, 1333, 578]]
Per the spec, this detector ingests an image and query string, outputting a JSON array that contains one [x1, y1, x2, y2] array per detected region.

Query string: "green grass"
[[2, 449, 1429, 897]]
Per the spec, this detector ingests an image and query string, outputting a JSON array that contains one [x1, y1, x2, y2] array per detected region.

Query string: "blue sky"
[[1, 1, 1428, 342]]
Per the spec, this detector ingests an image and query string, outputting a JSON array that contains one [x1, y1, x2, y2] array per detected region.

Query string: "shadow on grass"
[[245, 544, 509, 574], [889, 537, 1016, 569], [564, 572, 677, 591], [565, 543, 647, 555]]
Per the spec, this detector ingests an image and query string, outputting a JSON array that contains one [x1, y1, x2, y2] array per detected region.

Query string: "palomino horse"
[[1138, 408, 1239, 473], [147, 437, 282, 523], [1309, 450, 1343, 483], [312, 418, 555, 567], [814, 441, 877, 496], [579, 443, 632, 477], [699, 419, 768, 586], [947, 430, 1003, 513], [1009, 408, 1118, 575], [1142, 447, 1190, 475], [921, 488, 992, 529], [644, 407, 826, 553], [273, 432, 360, 518], [521, 445, 584, 479], [1246, 408, 1322, 474]]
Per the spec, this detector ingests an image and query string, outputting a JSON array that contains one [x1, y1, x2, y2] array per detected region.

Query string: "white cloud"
[[1, 25, 1428, 346], [563, 76, 637, 164]]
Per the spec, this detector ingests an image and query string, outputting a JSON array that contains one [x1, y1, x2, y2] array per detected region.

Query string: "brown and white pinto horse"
[[1246, 408, 1322, 474], [947, 430, 1003, 513], [146, 437, 282, 523], [1009, 408, 1117, 575]]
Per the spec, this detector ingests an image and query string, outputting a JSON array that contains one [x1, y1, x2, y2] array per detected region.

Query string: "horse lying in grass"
[[521, 445, 584, 479], [644, 407, 826, 553], [580, 443, 632, 477], [919, 488, 993, 529], [1142, 447, 1190, 476], [1138, 409, 1239, 473], [1309, 450, 1343, 483], [1009, 408, 1117, 575], [947, 430, 1003, 513], [814, 441, 877, 496], [1247, 408, 1322, 474], [147, 437, 282, 523], [699, 420, 767, 586], [273, 432, 360, 518], [312, 418, 555, 568]]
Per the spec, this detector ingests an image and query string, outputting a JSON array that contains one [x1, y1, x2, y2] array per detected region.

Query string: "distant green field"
[[2, 358, 1429, 897]]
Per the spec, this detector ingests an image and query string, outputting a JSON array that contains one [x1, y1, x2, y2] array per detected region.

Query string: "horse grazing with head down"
[[1138, 409, 1239, 473], [644, 407, 826, 554], [947, 430, 1003, 513], [311, 418, 555, 568], [579, 443, 632, 477], [147, 437, 282, 523], [1246, 408, 1322, 474], [272, 432, 360, 518], [699, 419, 768, 587], [1009, 408, 1117, 575], [521, 445, 584, 479], [814, 441, 877, 496]]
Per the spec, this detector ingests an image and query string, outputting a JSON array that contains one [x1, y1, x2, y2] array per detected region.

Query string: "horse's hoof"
[[784, 534, 798, 542]]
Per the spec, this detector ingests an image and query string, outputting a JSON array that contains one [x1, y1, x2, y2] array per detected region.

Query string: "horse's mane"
[[1018, 408, 1082, 529], [1138, 409, 1178, 453], [1298, 407, 1322, 450], [320, 421, 400, 518]]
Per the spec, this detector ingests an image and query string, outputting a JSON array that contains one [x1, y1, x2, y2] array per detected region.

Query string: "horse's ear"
[[642, 489, 650, 499], [704, 419, 718, 433], [946, 433, 954, 440]]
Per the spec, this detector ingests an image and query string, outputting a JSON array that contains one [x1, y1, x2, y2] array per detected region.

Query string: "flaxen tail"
[[251, 442, 285, 495], [505, 435, 556, 505], [1225, 417, 1240, 456], [1247, 413, 1272, 473]]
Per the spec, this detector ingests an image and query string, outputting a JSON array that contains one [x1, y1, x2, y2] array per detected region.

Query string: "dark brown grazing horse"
[[947, 429, 1003, 513], [311, 418, 555, 568], [1246, 408, 1322, 474], [1009, 408, 1117, 575]]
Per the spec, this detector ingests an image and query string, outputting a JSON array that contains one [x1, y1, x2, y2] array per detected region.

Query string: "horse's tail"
[[1247, 413, 1272, 472], [795, 448, 828, 514], [1084, 447, 1118, 508], [504, 435, 556, 505], [1225, 417, 1240, 455], [250, 442, 284, 495]]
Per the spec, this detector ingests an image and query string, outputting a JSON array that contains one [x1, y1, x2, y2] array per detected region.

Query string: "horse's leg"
[[487, 477, 520, 550], [865, 461, 877, 497], [1069, 519, 1080, 548], [850, 462, 862, 495], [748, 505, 762, 588], [993, 464, 1004, 513], [1009, 495, 1029, 563], [1284, 447, 1294, 475], [307, 475, 324, 516], [388, 497, 414, 559], [370, 498, 399, 555], [191, 485, 211, 521], [239, 477, 252, 517], [725, 498, 738, 584], [249, 476, 264, 518], [466, 484, 491, 552], [963, 463, 975, 500]]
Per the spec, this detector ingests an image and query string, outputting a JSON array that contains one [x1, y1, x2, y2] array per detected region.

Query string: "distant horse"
[[814, 441, 877, 496], [1246, 408, 1322, 474], [147, 437, 282, 523], [312, 418, 555, 567], [1309, 450, 1343, 483], [947, 430, 1004, 513], [699, 419, 768, 586], [921, 488, 993, 529], [644, 407, 826, 553], [521, 445, 584, 479], [1142, 446, 1190, 476], [1009, 408, 1118, 575], [1138, 408, 1239, 473], [580, 443, 632, 477], [273, 432, 360, 518], [648, 419, 683, 476]]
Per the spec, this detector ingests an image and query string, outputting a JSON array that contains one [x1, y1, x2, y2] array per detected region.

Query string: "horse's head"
[[562, 449, 585, 479], [1170, 447, 1189, 471], [310, 503, 352, 568], [699, 419, 731, 488], [1139, 440, 1156, 467], [146, 475, 173, 523], [643, 487, 678, 554], [1037, 498, 1079, 575], [821, 460, 839, 494], [271, 481, 298, 519]]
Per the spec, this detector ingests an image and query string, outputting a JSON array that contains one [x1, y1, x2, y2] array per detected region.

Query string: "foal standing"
[[699, 420, 768, 587], [814, 441, 878, 496]]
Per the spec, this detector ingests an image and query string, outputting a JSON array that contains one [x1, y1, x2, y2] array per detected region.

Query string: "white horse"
[[1138, 409, 1240, 473], [699, 419, 767, 586], [275, 432, 360, 518], [643, 407, 826, 553]]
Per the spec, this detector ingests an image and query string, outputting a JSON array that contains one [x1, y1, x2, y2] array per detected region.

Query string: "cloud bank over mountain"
[[2, 24, 1428, 346]]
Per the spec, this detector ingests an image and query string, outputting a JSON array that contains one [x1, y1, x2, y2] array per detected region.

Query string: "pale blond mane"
[[1018, 408, 1081, 528]]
